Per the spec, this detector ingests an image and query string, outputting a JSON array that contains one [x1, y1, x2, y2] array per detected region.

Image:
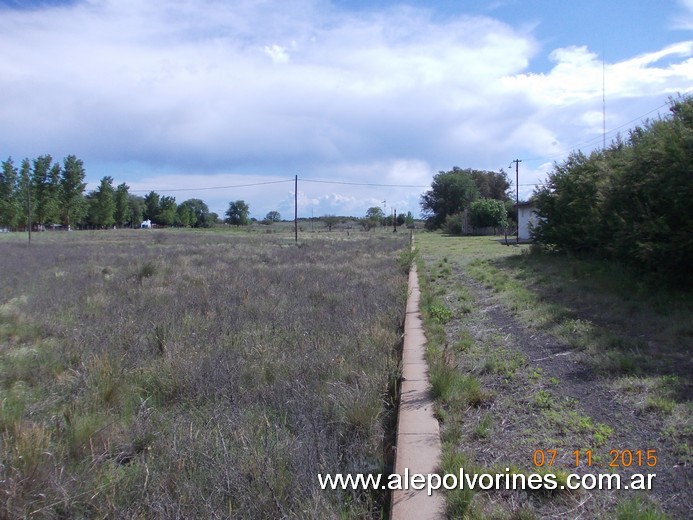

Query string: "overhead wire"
[[299, 178, 430, 188], [523, 100, 673, 164], [128, 177, 431, 194], [129, 178, 295, 193]]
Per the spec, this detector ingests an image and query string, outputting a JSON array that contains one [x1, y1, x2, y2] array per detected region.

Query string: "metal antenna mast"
[[511, 159, 522, 243], [603, 53, 606, 150]]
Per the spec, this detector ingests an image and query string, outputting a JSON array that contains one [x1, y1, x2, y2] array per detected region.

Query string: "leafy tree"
[[405, 211, 415, 226], [469, 199, 508, 230], [321, 215, 340, 231], [265, 210, 281, 223], [366, 206, 384, 220], [17, 159, 32, 229], [532, 151, 604, 253], [177, 202, 195, 227], [0, 157, 21, 229], [504, 199, 517, 226], [225, 200, 250, 226], [420, 167, 480, 229], [361, 207, 384, 231], [47, 163, 62, 225], [114, 183, 130, 228], [91, 176, 116, 228], [60, 155, 87, 229], [178, 198, 212, 228], [597, 96, 693, 279], [157, 195, 177, 226], [81, 193, 98, 228], [359, 217, 377, 231], [128, 195, 145, 227], [144, 191, 160, 221], [470, 169, 511, 200], [31, 154, 61, 227]]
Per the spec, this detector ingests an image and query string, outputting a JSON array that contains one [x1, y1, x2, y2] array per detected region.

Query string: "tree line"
[[2, 155, 517, 234], [532, 95, 692, 286], [1, 155, 87, 230], [0, 156, 421, 233], [0, 156, 225, 230]]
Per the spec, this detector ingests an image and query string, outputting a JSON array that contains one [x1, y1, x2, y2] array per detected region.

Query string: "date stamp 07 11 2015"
[[532, 449, 658, 469]]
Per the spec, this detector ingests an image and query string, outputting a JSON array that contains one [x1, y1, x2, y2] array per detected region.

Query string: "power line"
[[129, 178, 294, 193], [299, 178, 430, 188], [523, 100, 673, 164], [128, 177, 431, 194]]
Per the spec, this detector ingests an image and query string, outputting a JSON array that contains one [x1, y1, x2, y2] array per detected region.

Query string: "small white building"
[[517, 202, 538, 241], [140, 219, 152, 229]]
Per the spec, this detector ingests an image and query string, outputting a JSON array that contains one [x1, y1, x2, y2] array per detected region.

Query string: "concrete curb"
[[390, 263, 444, 519]]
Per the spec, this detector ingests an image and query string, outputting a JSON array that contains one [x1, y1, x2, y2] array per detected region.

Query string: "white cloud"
[[264, 44, 291, 64], [0, 0, 535, 169], [502, 42, 692, 107], [0, 0, 690, 216]]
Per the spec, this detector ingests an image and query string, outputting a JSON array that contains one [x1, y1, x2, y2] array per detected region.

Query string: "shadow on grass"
[[484, 250, 693, 381]]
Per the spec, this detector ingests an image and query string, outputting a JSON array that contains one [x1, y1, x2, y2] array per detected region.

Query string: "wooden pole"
[[27, 179, 31, 244], [294, 175, 298, 243]]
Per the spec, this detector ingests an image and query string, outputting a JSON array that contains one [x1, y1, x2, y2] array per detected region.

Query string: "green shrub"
[[430, 362, 486, 407], [428, 304, 453, 324], [443, 213, 464, 235], [532, 96, 693, 287]]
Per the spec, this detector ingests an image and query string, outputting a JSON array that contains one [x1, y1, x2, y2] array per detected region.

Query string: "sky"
[[1, 0, 692, 220]]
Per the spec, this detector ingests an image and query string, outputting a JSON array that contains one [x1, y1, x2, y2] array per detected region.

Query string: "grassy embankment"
[[415, 232, 690, 519], [0, 228, 410, 518]]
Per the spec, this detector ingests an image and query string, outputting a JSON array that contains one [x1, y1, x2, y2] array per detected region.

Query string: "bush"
[[443, 213, 463, 234], [532, 95, 693, 286], [469, 198, 508, 230]]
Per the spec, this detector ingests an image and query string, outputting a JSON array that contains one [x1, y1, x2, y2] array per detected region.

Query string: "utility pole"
[[511, 159, 522, 243], [26, 177, 32, 244], [294, 175, 298, 243]]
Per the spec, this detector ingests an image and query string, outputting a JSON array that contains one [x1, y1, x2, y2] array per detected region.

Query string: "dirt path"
[[457, 271, 690, 518]]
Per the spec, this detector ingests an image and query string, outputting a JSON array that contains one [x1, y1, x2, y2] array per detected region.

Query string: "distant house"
[[517, 202, 538, 241], [140, 219, 152, 229]]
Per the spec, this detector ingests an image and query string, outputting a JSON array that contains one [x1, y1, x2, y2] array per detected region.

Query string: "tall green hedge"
[[532, 95, 693, 286]]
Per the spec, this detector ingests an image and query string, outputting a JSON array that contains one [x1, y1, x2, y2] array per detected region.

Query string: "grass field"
[[0, 228, 410, 518], [415, 233, 691, 519]]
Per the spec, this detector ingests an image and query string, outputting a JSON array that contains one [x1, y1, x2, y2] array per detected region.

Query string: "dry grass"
[[0, 229, 409, 518]]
